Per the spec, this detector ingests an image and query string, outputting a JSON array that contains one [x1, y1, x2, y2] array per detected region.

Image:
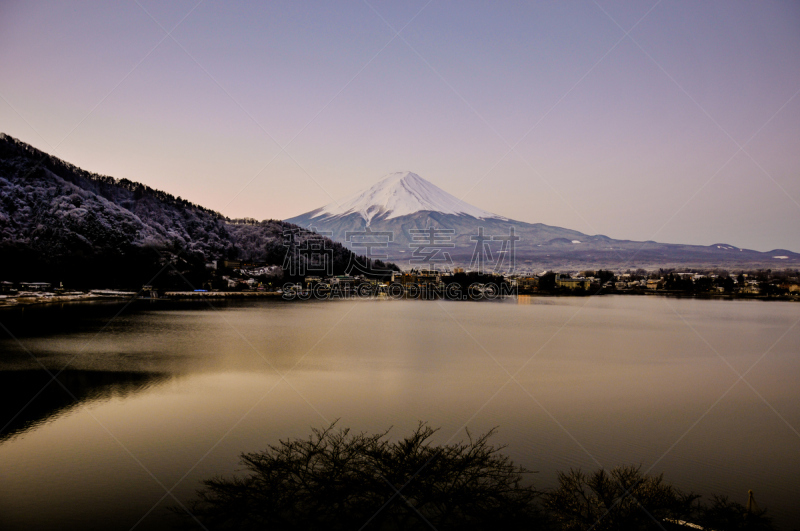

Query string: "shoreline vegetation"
[[0, 290, 800, 309], [176, 423, 776, 531], [5, 261, 799, 307], [1, 285, 797, 309]]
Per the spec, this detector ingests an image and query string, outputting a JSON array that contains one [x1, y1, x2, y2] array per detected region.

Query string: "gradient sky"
[[1, 1, 798, 251]]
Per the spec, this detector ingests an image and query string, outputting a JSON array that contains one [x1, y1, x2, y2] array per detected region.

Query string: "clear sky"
[[1, 1, 798, 251]]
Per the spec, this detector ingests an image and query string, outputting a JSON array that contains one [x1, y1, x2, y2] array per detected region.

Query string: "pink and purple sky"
[[1, 1, 798, 251]]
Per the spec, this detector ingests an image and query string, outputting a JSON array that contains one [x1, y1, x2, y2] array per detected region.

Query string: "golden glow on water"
[[0, 297, 798, 530]]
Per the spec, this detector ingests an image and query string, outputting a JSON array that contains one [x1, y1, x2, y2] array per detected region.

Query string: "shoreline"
[[0, 290, 285, 308], [1, 289, 797, 309]]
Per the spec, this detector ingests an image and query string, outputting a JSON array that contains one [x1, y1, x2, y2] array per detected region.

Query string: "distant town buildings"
[[555, 275, 590, 290], [1, 265, 798, 304]]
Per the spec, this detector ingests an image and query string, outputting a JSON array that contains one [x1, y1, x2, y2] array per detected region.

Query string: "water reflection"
[[0, 297, 798, 530], [0, 370, 168, 442]]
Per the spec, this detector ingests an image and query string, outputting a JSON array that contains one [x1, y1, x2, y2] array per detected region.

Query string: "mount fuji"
[[305, 171, 506, 225], [285, 172, 799, 270]]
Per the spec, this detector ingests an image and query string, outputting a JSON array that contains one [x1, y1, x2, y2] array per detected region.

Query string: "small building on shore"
[[331, 275, 356, 288], [517, 277, 539, 291], [556, 276, 590, 290], [1, 281, 16, 293], [740, 284, 761, 295], [305, 276, 322, 288], [415, 269, 441, 285], [781, 282, 800, 293], [19, 282, 52, 292]]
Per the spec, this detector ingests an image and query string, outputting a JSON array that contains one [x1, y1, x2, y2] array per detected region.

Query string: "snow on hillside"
[[311, 171, 506, 224]]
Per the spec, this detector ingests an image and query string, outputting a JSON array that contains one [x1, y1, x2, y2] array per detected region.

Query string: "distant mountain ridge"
[[287, 172, 800, 270]]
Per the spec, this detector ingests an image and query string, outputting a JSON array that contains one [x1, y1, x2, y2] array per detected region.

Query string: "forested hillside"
[[0, 134, 383, 288]]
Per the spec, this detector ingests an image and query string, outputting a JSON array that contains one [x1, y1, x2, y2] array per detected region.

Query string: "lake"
[[1, 296, 798, 530]]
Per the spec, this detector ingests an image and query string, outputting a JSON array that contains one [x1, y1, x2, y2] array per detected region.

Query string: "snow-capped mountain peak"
[[311, 171, 505, 225]]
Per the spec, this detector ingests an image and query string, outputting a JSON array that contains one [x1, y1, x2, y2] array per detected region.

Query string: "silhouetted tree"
[[595, 270, 615, 284], [542, 465, 777, 531], [543, 465, 699, 531], [696, 494, 775, 530], [538, 272, 558, 291], [180, 423, 543, 530], [181, 427, 780, 531]]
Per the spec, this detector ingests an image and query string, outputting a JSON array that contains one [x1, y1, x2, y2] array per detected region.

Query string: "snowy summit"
[[311, 171, 506, 225]]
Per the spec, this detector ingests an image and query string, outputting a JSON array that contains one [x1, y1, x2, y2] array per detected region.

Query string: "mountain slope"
[[0, 133, 233, 260], [287, 172, 800, 270], [0, 134, 378, 285]]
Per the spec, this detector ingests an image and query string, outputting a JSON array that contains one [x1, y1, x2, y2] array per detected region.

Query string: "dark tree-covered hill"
[[0, 134, 388, 288]]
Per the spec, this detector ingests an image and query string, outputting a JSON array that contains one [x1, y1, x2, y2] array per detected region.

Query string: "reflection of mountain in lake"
[[0, 370, 166, 442]]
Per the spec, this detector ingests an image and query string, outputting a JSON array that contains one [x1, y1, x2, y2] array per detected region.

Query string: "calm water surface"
[[0, 296, 798, 530]]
